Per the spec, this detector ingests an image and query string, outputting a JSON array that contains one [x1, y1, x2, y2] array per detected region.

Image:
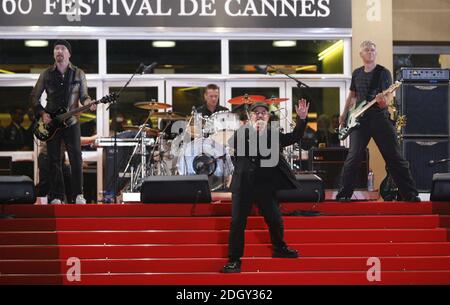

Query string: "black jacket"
[[30, 63, 91, 125], [229, 118, 307, 194]]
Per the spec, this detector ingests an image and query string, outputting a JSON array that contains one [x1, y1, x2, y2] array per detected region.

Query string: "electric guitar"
[[33, 93, 117, 142], [338, 81, 402, 140]]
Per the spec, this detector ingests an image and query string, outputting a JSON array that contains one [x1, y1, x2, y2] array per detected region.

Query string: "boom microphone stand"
[[266, 65, 317, 172], [107, 62, 157, 203]]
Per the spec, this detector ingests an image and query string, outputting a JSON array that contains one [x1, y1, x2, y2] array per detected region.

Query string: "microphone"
[[142, 62, 158, 74]]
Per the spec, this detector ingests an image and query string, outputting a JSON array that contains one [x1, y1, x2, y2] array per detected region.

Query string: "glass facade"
[[0, 39, 98, 74], [229, 40, 344, 74]]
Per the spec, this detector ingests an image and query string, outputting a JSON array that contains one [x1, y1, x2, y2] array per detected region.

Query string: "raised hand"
[[295, 98, 310, 120]]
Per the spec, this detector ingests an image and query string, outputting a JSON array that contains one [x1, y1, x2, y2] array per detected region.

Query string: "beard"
[[55, 55, 64, 63]]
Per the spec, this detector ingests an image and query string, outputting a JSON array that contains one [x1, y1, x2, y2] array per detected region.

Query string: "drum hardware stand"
[[121, 110, 155, 192], [179, 107, 199, 176], [146, 122, 172, 177]]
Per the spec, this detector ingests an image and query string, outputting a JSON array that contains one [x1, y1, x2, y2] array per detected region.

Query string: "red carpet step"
[[1, 202, 450, 285]]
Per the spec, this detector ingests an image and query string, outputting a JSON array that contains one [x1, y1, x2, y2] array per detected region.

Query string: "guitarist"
[[336, 40, 420, 202], [30, 40, 96, 204]]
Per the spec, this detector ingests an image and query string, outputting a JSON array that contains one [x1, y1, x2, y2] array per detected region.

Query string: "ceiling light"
[[152, 41, 176, 48], [25, 40, 49, 47], [273, 40, 297, 48]]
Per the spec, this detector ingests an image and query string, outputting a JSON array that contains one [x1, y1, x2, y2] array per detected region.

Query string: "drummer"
[[196, 84, 229, 117]]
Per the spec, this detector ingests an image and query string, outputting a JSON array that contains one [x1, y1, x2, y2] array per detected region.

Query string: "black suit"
[[227, 118, 307, 260]]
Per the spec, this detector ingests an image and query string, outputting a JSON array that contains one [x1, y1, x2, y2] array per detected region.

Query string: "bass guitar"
[[339, 81, 402, 140], [33, 93, 117, 142]]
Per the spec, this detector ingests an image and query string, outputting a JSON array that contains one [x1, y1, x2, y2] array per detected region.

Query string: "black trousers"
[[47, 123, 83, 203], [340, 112, 418, 199], [36, 152, 72, 201], [228, 187, 286, 261]]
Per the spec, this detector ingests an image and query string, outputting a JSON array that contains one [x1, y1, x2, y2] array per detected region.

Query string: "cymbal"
[[134, 101, 172, 110], [265, 97, 289, 104], [151, 112, 186, 120], [228, 95, 266, 105]]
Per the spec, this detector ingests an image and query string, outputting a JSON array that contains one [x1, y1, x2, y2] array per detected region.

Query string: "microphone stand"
[[267, 65, 316, 173], [108, 63, 148, 204]]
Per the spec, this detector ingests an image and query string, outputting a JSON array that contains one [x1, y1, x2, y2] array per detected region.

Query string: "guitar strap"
[[366, 64, 384, 101]]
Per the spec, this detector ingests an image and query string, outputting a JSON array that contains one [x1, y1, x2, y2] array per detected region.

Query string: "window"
[[229, 39, 344, 74], [0, 87, 34, 151], [394, 45, 450, 75], [107, 40, 221, 74], [291, 86, 341, 149], [107, 86, 159, 134], [0, 39, 98, 74]]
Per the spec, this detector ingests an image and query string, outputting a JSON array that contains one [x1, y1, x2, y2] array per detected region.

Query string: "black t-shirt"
[[350, 65, 392, 116], [196, 104, 229, 117]]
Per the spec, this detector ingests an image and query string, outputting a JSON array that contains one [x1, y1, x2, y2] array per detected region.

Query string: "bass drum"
[[177, 137, 234, 191]]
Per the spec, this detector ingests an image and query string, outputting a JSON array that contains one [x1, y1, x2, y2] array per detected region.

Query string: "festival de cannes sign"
[[0, 0, 351, 28]]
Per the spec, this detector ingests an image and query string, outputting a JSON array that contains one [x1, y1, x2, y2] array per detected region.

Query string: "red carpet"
[[1, 201, 450, 285]]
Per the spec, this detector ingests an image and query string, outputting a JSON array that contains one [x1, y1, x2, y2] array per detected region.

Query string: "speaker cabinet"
[[431, 173, 450, 201], [398, 83, 449, 137], [402, 139, 450, 192], [0, 156, 11, 176], [0, 175, 35, 204], [277, 174, 325, 202], [104, 146, 140, 195], [310, 148, 368, 189], [141, 175, 211, 203]]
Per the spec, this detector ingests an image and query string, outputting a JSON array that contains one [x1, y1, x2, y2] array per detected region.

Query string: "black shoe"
[[272, 246, 299, 258], [405, 196, 421, 202], [335, 190, 352, 202], [221, 260, 241, 273]]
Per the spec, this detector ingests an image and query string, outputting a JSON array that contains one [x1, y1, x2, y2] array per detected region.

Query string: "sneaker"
[[221, 260, 241, 273], [75, 194, 86, 204], [272, 246, 299, 258], [50, 198, 63, 205], [405, 196, 421, 202]]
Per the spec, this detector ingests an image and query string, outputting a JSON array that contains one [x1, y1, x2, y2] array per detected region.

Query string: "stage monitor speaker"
[[430, 173, 450, 201], [104, 145, 140, 195], [310, 147, 368, 189], [403, 139, 450, 192], [0, 175, 35, 204], [398, 83, 449, 137], [141, 175, 211, 203], [277, 174, 325, 202]]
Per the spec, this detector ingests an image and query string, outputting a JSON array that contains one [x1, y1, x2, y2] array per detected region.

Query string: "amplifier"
[[310, 147, 369, 189], [0, 176, 36, 204], [397, 68, 449, 83]]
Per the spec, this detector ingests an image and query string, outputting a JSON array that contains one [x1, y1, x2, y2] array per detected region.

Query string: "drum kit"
[[97, 95, 293, 194]]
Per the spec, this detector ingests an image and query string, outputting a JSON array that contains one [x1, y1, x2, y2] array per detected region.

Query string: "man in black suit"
[[221, 99, 309, 273]]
